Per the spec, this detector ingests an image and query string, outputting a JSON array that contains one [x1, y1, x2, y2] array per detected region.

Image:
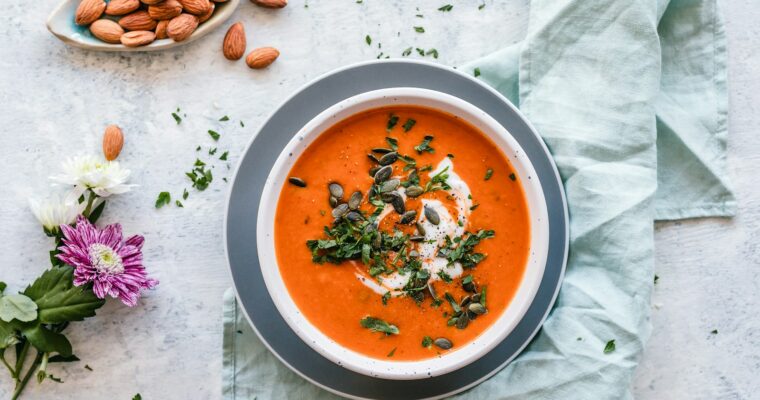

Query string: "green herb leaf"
[[0, 294, 38, 323], [711, 329, 718, 335], [425, 48, 439, 59], [360, 316, 399, 335], [382, 292, 391, 305], [402, 118, 416, 132], [414, 26, 425, 33], [402, 47, 412, 57], [48, 354, 80, 363], [155, 192, 171, 208], [414, 135, 435, 154], [416, 48, 425, 56], [133, 395, 142, 400], [365, 35, 372, 46], [22, 323, 72, 356], [509, 173, 516, 181], [386, 114, 399, 132], [603, 339, 616, 354], [171, 112, 182, 124], [422, 336, 433, 347], [474, 67, 481, 77], [208, 130, 220, 141], [386, 137, 399, 151], [23, 266, 105, 324], [387, 347, 396, 357], [175, 200, 184, 208], [484, 168, 494, 180], [478, 3, 485, 10], [183, 189, 189, 200], [220, 151, 229, 161], [0, 282, 5, 294], [219, 115, 229, 121], [438, 4, 453, 11]]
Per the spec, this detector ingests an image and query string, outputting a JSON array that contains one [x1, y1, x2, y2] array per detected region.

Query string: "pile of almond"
[[221, 0, 286, 69], [75, 0, 224, 47]]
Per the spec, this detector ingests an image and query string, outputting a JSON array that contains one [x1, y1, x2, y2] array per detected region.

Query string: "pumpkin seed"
[[329, 195, 338, 208], [369, 166, 380, 177], [328, 183, 344, 199], [459, 295, 471, 308], [399, 210, 417, 224], [373, 232, 382, 248], [346, 211, 363, 222], [471, 293, 481, 303], [372, 147, 393, 154], [434, 337, 453, 350], [424, 205, 440, 225], [463, 280, 477, 293], [391, 195, 405, 214], [331, 203, 349, 218], [374, 165, 393, 184], [455, 312, 469, 329], [378, 152, 398, 166], [288, 177, 306, 187], [379, 179, 400, 193], [405, 185, 424, 198], [381, 191, 398, 203], [468, 303, 487, 315], [348, 191, 363, 210], [368, 153, 380, 163], [416, 222, 426, 236], [427, 284, 437, 300], [409, 235, 425, 242]]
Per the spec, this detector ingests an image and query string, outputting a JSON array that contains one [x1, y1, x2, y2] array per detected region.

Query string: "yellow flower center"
[[89, 243, 124, 275]]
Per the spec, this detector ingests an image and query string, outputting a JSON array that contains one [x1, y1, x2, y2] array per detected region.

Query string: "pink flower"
[[56, 215, 157, 306]]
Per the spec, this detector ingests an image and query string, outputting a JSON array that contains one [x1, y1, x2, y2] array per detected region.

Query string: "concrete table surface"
[[0, 0, 757, 398]]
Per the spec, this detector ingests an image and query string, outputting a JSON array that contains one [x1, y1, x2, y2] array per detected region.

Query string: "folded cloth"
[[223, 0, 735, 398]]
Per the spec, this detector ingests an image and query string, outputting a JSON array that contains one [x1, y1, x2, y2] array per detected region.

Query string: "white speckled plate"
[[46, 0, 239, 52], [225, 59, 569, 399]]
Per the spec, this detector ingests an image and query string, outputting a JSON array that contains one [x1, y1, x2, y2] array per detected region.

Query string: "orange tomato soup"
[[274, 106, 530, 361]]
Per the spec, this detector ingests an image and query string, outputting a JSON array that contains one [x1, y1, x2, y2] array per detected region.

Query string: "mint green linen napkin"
[[223, 0, 735, 398]]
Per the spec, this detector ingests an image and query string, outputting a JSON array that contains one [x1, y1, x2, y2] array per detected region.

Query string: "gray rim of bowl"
[[224, 59, 569, 400]]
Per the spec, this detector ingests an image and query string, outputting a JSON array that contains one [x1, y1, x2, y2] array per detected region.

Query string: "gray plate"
[[225, 60, 568, 400]]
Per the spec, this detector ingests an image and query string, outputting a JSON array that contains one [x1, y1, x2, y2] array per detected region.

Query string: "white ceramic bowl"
[[257, 87, 549, 380]]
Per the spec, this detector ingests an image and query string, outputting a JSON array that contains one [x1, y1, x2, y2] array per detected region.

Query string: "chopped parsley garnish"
[[386, 114, 399, 132], [424, 166, 451, 193], [447, 153, 454, 159], [240, 120, 245, 127], [426, 48, 439, 59], [437, 270, 452, 283], [402, 118, 416, 132], [155, 192, 171, 208], [474, 67, 481, 77], [603, 340, 616, 354], [414, 26, 425, 33], [422, 336, 433, 347], [416, 48, 425, 56], [478, 3, 485, 10], [220, 151, 229, 161], [711, 329, 718, 334], [365, 35, 372, 46], [387, 347, 397, 357], [172, 111, 182, 124], [219, 115, 230, 121], [386, 137, 399, 151], [484, 168, 494, 180], [209, 147, 217, 155], [208, 130, 220, 141], [360, 316, 399, 335], [438, 229, 494, 268], [414, 135, 435, 154], [402, 47, 412, 56], [182, 189, 189, 200], [175, 200, 184, 208], [438, 4, 453, 11], [654, 274, 659, 284], [382, 292, 391, 305], [186, 159, 213, 190], [509, 172, 517, 181], [470, 203, 480, 211]]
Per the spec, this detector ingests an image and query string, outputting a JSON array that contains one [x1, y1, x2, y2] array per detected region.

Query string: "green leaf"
[[208, 130, 220, 141], [438, 4, 453, 11], [0, 294, 38, 322], [87, 200, 106, 224], [22, 323, 72, 356], [0, 320, 19, 349], [23, 266, 105, 324], [414, 26, 425, 33], [422, 336, 433, 347], [360, 316, 399, 335], [48, 354, 80, 363], [133, 395, 142, 400], [0, 282, 6, 294], [155, 192, 171, 208], [603, 339, 616, 354]]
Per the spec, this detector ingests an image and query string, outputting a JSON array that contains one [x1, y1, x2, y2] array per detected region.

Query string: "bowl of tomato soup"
[[257, 88, 549, 379]]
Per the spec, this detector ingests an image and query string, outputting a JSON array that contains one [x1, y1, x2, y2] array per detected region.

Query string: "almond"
[[155, 20, 169, 39], [102, 125, 125, 161], [140, 0, 164, 5], [246, 47, 279, 69], [178, 0, 210, 15], [119, 11, 158, 31], [89, 19, 125, 44], [167, 14, 199, 42], [250, 0, 286, 8], [222, 22, 245, 60], [121, 30, 156, 47], [75, 0, 106, 25], [198, 1, 215, 23], [148, 0, 183, 20], [105, 0, 140, 16]]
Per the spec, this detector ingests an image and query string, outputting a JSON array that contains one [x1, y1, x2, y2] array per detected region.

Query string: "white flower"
[[51, 155, 133, 198], [29, 192, 86, 233]]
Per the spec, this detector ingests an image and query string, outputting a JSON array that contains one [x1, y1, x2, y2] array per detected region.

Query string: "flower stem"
[[1, 349, 15, 377], [12, 351, 43, 400], [13, 340, 29, 381], [82, 191, 97, 217]]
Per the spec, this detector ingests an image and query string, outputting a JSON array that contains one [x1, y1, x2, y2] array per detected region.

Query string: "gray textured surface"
[[0, 0, 756, 399]]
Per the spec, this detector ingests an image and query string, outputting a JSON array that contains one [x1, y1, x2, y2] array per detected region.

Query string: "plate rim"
[[224, 58, 569, 400]]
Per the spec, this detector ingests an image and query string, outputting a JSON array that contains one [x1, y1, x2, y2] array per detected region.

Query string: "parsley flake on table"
[[414, 26, 425, 33], [155, 192, 171, 208], [208, 129, 220, 141], [365, 35, 372, 45], [603, 339, 616, 354], [171, 109, 182, 124], [425, 48, 439, 59], [474, 67, 481, 77], [219, 115, 229, 121], [438, 4, 453, 11], [402, 47, 412, 56], [220, 151, 229, 161]]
